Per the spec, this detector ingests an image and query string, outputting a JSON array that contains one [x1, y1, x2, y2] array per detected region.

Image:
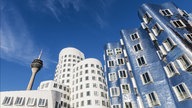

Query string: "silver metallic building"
[[104, 2, 192, 108]]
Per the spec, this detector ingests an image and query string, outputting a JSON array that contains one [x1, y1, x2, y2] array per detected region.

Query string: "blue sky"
[[1, 0, 192, 91]]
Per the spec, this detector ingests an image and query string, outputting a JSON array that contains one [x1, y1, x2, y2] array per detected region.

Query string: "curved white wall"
[[54, 47, 85, 86], [54, 48, 109, 108], [71, 58, 109, 108], [38, 80, 71, 107]]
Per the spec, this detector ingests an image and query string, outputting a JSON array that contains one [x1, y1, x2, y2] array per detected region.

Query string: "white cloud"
[[28, 0, 83, 22], [96, 14, 107, 28], [0, 2, 39, 66], [27, 0, 115, 28]]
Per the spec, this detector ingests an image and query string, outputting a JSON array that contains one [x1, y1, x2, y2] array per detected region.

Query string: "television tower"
[[26, 50, 43, 90]]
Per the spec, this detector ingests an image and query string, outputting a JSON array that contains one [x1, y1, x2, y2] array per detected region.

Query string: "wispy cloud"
[[95, 14, 108, 28], [0, 2, 42, 66], [28, 0, 114, 28], [28, 0, 83, 22]]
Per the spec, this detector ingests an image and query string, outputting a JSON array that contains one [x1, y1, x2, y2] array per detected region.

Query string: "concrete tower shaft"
[[27, 51, 43, 90]]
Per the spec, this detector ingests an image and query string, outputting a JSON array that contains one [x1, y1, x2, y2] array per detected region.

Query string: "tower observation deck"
[[26, 50, 43, 90]]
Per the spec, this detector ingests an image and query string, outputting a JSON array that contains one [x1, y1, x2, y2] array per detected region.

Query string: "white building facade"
[[1, 47, 109, 108], [54, 48, 85, 86], [71, 58, 109, 108]]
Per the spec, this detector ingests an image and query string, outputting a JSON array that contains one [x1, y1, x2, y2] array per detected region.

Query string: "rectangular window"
[[80, 78, 82, 82], [149, 32, 157, 41], [76, 102, 79, 107], [115, 48, 122, 55], [170, 19, 186, 28], [108, 72, 117, 81], [107, 60, 115, 67], [121, 84, 130, 94], [117, 58, 125, 65], [81, 101, 84, 106], [80, 92, 83, 97], [98, 77, 102, 82], [92, 76, 96, 80], [184, 33, 192, 43], [140, 72, 153, 85], [93, 83, 97, 88], [102, 100, 106, 106], [85, 70, 88, 74], [177, 54, 192, 71], [178, 8, 189, 16], [106, 49, 113, 56], [15, 97, 25, 106], [143, 12, 152, 24], [146, 92, 161, 107], [152, 23, 163, 36], [63, 102, 67, 107], [86, 91, 90, 96], [118, 69, 128, 78], [87, 100, 91, 105], [53, 83, 57, 88], [110, 87, 120, 97], [38, 98, 47, 107], [164, 62, 179, 78], [130, 32, 140, 41], [91, 64, 94, 67], [95, 100, 100, 105], [124, 102, 133, 108], [27, 98, 36, 106], [158, 45, 167, 59], [59, 85, 62, 89], [112, 104, 121, 108], [173, 83, 191, 101], [159, 9, 173, 16], [141, 22, 148, 29], [85, 76, 89, 80], [94, 91, 99, 96], [100, 84, 103, 89], [85, 64, 88, 67], [86, 83, 89, 88], [101, 91, 104, 97], [133, 43, 142, 52], [162, 37, 176, 52], [137, 56, 147, 66], [2, 96, 13, 105]]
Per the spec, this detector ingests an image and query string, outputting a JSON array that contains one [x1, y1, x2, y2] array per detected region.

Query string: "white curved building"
[[71, 58, 109, 108], [54, 47, 85, 86], [55, 48, 109, 108], [38, 80, 71, 107], [1, 47, 109, 108]]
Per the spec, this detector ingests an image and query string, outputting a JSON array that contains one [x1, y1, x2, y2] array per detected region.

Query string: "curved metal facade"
[[138, 2, 192, 108], [104, 42, 138, 108], [121, 28, 177, 108], [104, 2, 192, 108]]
